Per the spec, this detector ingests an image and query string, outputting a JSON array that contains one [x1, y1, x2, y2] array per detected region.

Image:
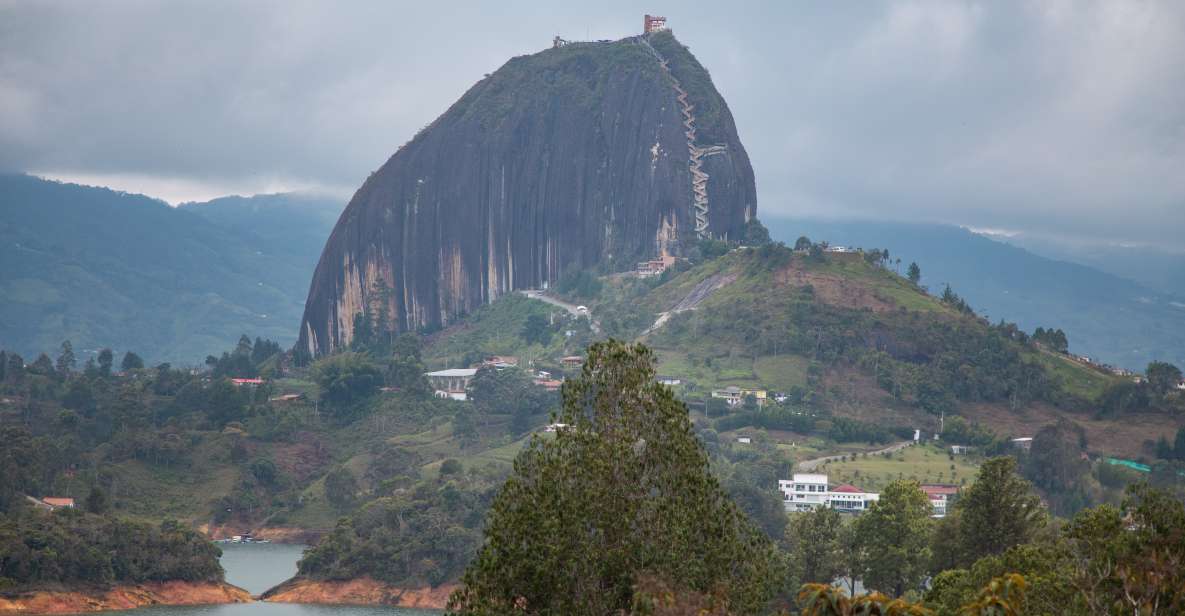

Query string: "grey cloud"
[[1, 0, 1182, 247]]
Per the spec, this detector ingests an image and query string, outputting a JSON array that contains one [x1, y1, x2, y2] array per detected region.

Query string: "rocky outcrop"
[[298, 30, 756, 356], [0, 581, 251, 614], [261, 577, 456, 610]]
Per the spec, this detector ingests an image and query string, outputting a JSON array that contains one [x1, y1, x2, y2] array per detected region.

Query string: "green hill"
[[0, 174, 341, 364]]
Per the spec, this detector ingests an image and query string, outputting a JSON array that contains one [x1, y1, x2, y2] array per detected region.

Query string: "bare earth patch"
[[775, 261, 896, 313]]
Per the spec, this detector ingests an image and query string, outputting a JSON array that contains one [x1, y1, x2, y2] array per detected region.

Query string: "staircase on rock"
[[638, 35, 728, 240]]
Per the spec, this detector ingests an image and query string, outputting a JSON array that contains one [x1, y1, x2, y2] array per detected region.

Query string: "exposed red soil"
[[0, 581, 250, 614], [262, 577, 457, 610]]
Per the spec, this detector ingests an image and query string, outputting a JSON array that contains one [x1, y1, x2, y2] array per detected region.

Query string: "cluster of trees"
[[297, 469, 498, 588], [1098, 360, 1184, 417], [1031, 326, 1070, 353], [205, 335, 283, 378], [786, 456, 1185, 615], [0, 506, 222, 590]]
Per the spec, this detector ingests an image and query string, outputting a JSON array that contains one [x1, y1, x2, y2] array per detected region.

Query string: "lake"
[[104, 542, 441, 616]]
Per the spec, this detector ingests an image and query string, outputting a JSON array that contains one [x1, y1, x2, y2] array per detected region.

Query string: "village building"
[[561, 356, 584, 367], [424, 368, 478, 401], [636, 255, 677, 277], [778, 473, 880, 513], [920, 484, 959, 518], [710, 386, 767, 406], [1011, 437, 1034, 451], [268, 393, 306, 403], [480, 355, 519, 370], [949, 445, 973, 455], [533, 378, 563, 392], [27, 496, 75, 511], [656, 375, 682, 386], [230, 377, 265, 387]]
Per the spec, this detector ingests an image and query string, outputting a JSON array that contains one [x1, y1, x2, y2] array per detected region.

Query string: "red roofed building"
[[920, 484, 959, 518], [533, 379, 563, 392]]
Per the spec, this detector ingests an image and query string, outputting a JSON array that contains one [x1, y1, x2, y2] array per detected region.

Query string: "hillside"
[[0, 175, 341, 363], [764, 218, 1185, 371], [299, 29, 757, 358], [4, 240, 1184, 596], [433, 244, 1184, 460]]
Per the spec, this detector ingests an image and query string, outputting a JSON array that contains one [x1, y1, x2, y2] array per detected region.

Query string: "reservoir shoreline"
[[0, 581, 251, 614]]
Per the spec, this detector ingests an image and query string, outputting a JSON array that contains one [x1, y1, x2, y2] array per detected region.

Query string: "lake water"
[[103, 542, 441, 616]]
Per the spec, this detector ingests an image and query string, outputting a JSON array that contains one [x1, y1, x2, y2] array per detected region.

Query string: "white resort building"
[[778, 473, 880, 513], [424, 368, 478, 401]]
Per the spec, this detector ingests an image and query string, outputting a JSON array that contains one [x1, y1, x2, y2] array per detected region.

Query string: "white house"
[[778, 473, 880, 513], [424, 368, 478, 401], [1011, 437, 1034, 451]]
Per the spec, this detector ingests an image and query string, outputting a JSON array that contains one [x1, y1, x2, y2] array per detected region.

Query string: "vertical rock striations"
[[299, 30, 755, 356]]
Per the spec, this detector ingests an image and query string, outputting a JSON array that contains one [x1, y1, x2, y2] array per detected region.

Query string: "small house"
[[656, 375, 682, 386], [950, 445, 972, 455], [1011, 437, 1033, 451], [561, 356, 584, 366], [230, 378, 265, 387]]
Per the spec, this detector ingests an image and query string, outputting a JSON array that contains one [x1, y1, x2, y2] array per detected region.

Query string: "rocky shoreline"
[[0, 581, 251, 614], [261, 577, 456, 610]]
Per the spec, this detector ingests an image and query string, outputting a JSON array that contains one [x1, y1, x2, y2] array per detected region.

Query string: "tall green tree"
[[56, 340, 76, 376], [907, 262, 921, 284], [449, 341, 781, 615], [784, 506, 845, 588], [520, 313, 552, 346], [854, 479, 933, 597], [97, 348, 114, 377], [312, 352, 382, 413], [954, 457, 1045, 563], [1146, 361, 1182, 395], [120, 351, 144, 372]]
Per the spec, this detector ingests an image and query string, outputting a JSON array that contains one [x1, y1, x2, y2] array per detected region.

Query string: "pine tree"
[[449, 341, 782, 615], [907, 262, 921, 284], [56, 340, 76, 376]]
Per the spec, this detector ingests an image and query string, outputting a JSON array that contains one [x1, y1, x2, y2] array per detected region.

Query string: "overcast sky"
[[2, 1, 1183, 250]]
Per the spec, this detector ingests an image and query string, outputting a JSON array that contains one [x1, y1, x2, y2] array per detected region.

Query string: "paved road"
[[796, 440, 915, 472], [521, 290, 602, 334]]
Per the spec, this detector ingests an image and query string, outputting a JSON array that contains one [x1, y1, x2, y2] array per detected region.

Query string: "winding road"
[[521, 290, 602, 334], [796, 440, 915, 472]]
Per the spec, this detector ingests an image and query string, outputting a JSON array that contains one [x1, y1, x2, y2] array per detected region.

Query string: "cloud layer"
[[2, 1, 1182, 246]]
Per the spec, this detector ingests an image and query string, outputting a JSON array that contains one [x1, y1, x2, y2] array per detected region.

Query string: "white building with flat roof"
[[424, 368, 478, 401], [779, 473, 880, 513]]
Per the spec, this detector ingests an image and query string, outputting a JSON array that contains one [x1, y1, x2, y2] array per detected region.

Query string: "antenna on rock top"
[[643, 14, 668, 34]]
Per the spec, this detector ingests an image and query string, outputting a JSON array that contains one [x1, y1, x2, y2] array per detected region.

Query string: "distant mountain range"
[[0, 174, 341, 364], [765, 217, 1185, 371]]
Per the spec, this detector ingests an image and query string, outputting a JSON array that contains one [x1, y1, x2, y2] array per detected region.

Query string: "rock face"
[[299, 30, 756, 356]]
